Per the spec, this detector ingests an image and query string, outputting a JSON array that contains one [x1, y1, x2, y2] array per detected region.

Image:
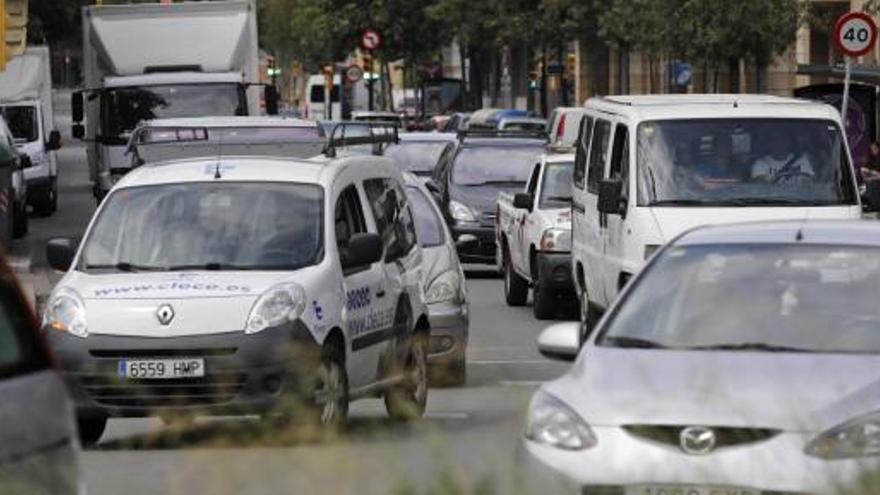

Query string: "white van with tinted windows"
[[571, 94, 862, 338]]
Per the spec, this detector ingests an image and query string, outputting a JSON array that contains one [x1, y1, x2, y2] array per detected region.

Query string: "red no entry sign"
[[834, 12, 878, 58]]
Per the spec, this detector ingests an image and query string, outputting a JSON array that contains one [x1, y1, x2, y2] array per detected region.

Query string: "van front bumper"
[[45, 321, 320, 418]]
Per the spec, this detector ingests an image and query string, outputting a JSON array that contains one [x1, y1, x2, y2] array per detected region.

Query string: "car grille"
[[79, 372, 248, 408], [581, 487, 811, 495], [623, 424, 781, 451], [89, 348, 237, 358]]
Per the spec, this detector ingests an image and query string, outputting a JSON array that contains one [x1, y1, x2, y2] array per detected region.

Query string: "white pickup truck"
[[496, 151, 575, 319]]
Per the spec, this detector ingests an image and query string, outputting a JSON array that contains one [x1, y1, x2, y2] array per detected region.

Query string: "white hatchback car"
[[42, 150, 429, 445]]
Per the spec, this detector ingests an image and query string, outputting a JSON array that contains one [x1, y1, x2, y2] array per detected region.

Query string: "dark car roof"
[[675, 220, 880, 248]]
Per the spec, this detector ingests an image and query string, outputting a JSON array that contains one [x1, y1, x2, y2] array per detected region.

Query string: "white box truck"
[[71, 0, 276, 201], [0, 46, 62, 216]]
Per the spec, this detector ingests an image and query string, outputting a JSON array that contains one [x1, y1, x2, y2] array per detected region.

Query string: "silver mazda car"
[[521, 221, 880, 494]]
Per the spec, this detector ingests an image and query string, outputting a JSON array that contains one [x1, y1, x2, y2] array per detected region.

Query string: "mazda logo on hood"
[[679, 426, 716, 455]]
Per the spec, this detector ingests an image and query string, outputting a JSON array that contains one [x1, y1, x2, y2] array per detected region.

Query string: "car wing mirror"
[[513, 192, 534, 211], [341, 232, 383, 269], [46, 130, 62, 151], [537, 322, 581, 362], [47, 238, 76, 272]]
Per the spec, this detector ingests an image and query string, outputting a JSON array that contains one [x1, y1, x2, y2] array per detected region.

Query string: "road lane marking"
[[469, 360, 551, 364], [500, 380, 546, 387], [425, 412, 470, 420]]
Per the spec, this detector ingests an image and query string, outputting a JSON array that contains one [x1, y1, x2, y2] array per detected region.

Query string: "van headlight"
[[449, 200, 477, 223], [540, 228, 571, 252], [806, 411, 880, 459], [425, 270, 461, 304], [245, 282, 306, 334], [43, 288, 88, 338], [525, 391, 596, 450]]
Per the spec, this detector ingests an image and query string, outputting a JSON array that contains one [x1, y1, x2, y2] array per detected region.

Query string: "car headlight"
[[43, 288, 88, 338], [449, 200, 477, 223], [245, 282, 306, 334], [525, 391, 596, 450], [644, 244, 661, 260], [806, 411, 880, 459], [425, 269, 461, 304], [540, 228, 571, 252]]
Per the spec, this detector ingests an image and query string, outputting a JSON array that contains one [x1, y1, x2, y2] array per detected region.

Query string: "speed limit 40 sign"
[[834, 12, 878, 57]]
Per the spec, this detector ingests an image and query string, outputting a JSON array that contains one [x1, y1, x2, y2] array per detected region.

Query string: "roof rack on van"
[[323, 121, 400, 158], [456, 128, 548, 143]]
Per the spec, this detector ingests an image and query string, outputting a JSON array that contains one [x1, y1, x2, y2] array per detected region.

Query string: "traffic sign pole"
[[368, 50, 374, 111], [842, 57, 852, 135]]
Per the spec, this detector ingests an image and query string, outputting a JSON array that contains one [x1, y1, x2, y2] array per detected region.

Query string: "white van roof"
[[585, 94, 840, 122]]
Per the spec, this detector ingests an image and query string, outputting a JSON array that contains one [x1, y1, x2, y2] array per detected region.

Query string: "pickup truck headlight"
[[540, 228, 571, 252], [806, 411, 880, 459], [425, 269, 461, 305], [43, 288, 88, 338], [449, 200, 478, 223], [245, 282, 306, 334], [525, 391, 596, 450]]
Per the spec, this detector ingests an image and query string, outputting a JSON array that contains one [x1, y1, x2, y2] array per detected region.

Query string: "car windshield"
[[405, 186, 444, 247], [385, 141, 449, 174], [1, 105, 38, 143], [637, 119, 857, 206], [81, 182, 323, 272], [539, 161, 574, 208], [104, 84, 245, 138], [452, 145, 543, 186], [599, 243, 880, 353]]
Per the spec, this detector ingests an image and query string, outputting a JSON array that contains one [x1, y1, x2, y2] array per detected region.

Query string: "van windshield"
[[103, 84, 246, 139], [1, 105, 38, 143], [636, 119, 857, 207], [81, 182, 324, 272]]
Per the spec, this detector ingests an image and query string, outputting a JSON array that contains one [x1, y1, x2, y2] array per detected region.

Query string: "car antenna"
[[214, 128, 223, 179]]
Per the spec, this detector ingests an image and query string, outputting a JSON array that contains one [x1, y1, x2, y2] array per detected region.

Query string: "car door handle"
[[375, 290, 386, 299]]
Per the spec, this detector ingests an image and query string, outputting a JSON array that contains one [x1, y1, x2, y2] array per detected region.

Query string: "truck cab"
[[497, 151, 575, 319]]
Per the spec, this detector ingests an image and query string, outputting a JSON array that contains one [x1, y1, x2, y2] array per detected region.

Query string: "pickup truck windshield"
[[0, 105, 38, 143], [452, 145, 542, 186], [599, 244, 880, 353], [104, 84, 245, 138], [637, 119, 857, 207], [82, 182, 324, 272], [539, 161, 574, 208]]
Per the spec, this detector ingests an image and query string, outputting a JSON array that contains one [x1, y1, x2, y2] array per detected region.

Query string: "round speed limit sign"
[[834, 12, 878, 57]]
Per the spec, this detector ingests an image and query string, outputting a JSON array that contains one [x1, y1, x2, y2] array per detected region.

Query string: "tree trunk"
[[384, 60, 394, 112], [540, 49, 548, 117]]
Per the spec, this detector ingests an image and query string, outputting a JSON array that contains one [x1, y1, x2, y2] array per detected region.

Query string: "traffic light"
[[362, 51, 373, 72], [266, 56, 281, 78], [0, 0, 29, 71], [566, 53, 576, 78], [528, 71, 539, 91]]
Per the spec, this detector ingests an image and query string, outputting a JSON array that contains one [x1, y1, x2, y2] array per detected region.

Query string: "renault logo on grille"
[[156, 304, 175, 326], [679, 426, 716, 455]]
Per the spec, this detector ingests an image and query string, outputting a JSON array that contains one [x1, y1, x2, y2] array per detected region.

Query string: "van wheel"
[[385, 330, 428, 421], [532, 280, 555, 320], [77, 416, 107, 447], [503, 252, 528, 306], [32, 179, 56, 217], [310, 341, 349, 430], [12, 199, 27, 238]]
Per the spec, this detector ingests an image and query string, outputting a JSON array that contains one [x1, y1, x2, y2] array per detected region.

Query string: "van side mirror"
[[537, 322, 580, 362], [18, 154, 32, 170], [265, 85, 279, 116], [72, 124, 85, 140], [597, 178, 625, 215], [513, 192, 533, 211], [72, 92, 84, 122], [864, 180, 880, 213], [341, 232, 383, 269], [46, 130, 62, 151], [46, 238, 76, 272]]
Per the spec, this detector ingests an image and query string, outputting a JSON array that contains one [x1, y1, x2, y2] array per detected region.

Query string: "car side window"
[[363, 178, 417, 262], [573, 116, 593, 189], [609, 123, 630, 202], [526, 164, 541, 195], [334, 185, 367, 251], [587, 119, 611, 194]]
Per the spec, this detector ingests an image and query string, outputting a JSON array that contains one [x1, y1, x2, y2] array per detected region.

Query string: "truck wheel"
[[32, 184, 54, 217], [532, 280, 555, 320], [12, 200, 27, 238], [504, 253, 528, 306], [77, 416, 107, 447]]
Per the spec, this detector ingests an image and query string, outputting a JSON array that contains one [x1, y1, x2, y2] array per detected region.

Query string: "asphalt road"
[[13, 94, 572, 495]]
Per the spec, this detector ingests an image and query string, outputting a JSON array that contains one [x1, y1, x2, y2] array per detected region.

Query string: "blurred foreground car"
[[0, 260, 81, 494], [522, 221, 880, 494], [403, 173, 471, 385]]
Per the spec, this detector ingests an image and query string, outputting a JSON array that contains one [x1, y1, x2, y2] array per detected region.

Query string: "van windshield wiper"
[[85, 262, 166, 272], [721, 198, 836, 206], [648, 199, 706, 206], [167, 262, 305, 271], [689, 342, 813, 352], [600, 336, 667, 349]]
